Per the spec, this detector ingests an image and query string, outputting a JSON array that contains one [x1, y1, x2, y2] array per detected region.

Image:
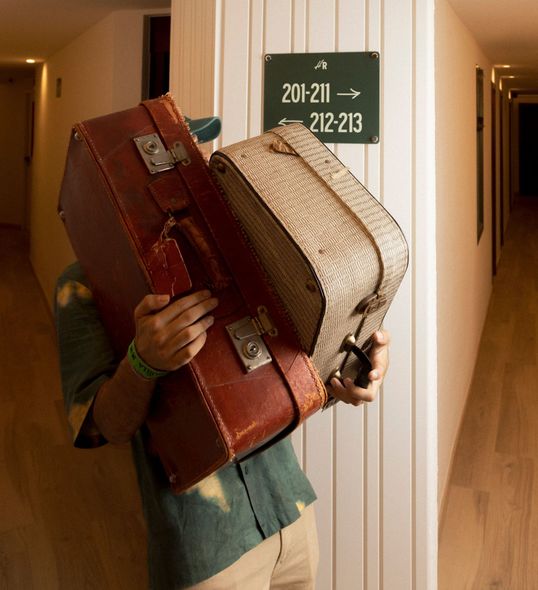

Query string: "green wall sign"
[[263, 52, 380, 144]]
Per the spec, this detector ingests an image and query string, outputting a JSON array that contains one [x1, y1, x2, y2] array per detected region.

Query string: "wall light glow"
[[26, 58, 36, 64]]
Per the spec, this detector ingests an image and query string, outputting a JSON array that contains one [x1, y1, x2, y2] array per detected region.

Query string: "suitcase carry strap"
[[272, 124, 407, 385], [141, 97, 327, 422], [146, 173, 231, 291], [272, 125, 386, 293]]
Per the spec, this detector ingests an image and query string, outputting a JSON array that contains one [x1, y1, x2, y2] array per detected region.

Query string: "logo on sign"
[[314, 59, 328, 70]]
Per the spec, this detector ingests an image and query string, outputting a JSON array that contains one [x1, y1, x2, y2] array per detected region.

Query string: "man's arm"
[[92, 290, 218, 443], [328, 330, 390, 406], [91, 293, 388, 442]]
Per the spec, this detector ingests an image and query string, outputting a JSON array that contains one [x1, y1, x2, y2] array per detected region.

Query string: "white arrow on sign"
[[337, 88, 361, 99], [278, 117, 304, 125]]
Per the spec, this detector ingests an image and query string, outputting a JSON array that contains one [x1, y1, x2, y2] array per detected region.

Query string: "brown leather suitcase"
[[58, 96, 326, 493]]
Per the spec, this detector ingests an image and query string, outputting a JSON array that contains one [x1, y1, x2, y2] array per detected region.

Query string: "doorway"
[[519, 103, 538, 197], [142, 15, 171, 100]]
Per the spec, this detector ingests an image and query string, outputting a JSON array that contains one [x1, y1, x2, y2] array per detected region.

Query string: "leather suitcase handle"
[[337, 335, 373, 389], [147, 144, 231, 292], [348, 345, 372, 388], [176, 215, 231, 292]]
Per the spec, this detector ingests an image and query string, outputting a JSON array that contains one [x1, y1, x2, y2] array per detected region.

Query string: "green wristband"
[[127, 340, 169, 380]]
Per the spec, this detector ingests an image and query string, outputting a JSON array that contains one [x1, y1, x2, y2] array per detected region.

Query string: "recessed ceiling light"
[[26, 58, 36, 64]]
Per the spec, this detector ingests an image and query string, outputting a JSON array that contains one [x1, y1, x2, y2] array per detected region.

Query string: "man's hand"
[[133, 290, 218, 372], [329, 330, 390, 406]]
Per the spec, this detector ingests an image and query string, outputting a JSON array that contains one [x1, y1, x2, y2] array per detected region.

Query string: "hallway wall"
[[29, 8, 166, 306], [0, 76, 34, 227], [436, 0, 493, 502], [170, 1, 438, 588]]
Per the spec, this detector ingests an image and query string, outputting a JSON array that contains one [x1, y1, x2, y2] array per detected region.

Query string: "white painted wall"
[[170, 1, 438, 588], [436, 0, 493, 503], [170, 0, 216, 120], [0, 76, 34, 227], [29, 8, 168, 306]]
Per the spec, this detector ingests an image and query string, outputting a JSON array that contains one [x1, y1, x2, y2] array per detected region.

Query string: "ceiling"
[[448, 0, 538, 92], [0, 0, 536, 91], [0, 0, 169, 78]]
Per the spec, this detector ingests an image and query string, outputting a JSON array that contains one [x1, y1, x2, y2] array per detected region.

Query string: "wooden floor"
[[439, 197, 538, 589], [0, 228, 147, 589], [1, 196, 536, 589]]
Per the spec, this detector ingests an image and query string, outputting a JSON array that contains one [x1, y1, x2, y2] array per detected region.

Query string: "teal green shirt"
[[55, 262, 316, 589]]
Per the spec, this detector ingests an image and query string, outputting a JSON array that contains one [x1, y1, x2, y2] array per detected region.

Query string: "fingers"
[[329, 329, 391, 407], [166, 314, 215, 359], [170, 331, 209, 368], [133, 290, 218, 371], [160, 290, 215, 323], [137, 290, 215, 323], [328, 377, 368, 405], [329, 377, 362, 406], [134, 294, 170, 319], [368, 330, 390, 378], [370, 330, 390, 358], [166, 296, 219, 334]]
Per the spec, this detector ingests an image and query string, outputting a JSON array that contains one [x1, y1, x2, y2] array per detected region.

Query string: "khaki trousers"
[[187, 503, 319, 590]]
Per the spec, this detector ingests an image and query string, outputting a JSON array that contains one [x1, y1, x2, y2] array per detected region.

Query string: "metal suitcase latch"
[[226, 306, 277, 372], [134, 133, 191, 174]]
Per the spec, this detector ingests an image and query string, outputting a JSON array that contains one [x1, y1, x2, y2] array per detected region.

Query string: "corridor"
[[1, 0, 538, 586], [2, 195, 537, 588], [439, 196, 538, 588], [0, 228, 147, 589]]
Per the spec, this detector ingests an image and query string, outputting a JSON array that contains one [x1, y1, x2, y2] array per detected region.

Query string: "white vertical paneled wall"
[[169, 0, 216, 119], [170, 1, 437, 588]]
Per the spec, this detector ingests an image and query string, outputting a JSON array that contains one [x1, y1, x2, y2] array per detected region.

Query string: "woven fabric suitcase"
[[58, 97, 326, 493], [210, 123, 409, 387]]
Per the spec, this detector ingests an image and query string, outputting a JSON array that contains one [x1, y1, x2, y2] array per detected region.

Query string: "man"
[[55, 116, 390, 590]]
